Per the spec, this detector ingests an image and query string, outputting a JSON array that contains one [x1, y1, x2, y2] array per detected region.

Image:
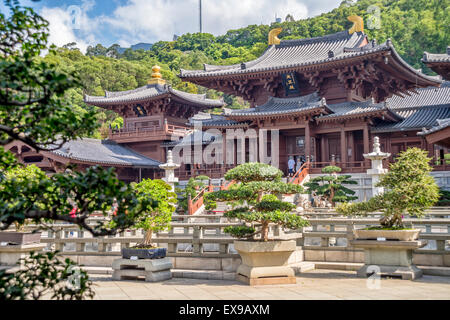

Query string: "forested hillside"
[[44, 0, 449, 138]]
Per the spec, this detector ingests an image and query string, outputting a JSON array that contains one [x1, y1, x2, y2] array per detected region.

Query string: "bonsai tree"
[[437, 188, 450, 206], [304, 166, 358, 206], [206, 163, 309, 241], [132, 179, 177, 248], [337, 148, 440, 229]]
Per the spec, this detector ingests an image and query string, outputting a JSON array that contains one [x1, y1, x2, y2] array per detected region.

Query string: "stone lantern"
[[363, 136, 391, 197], [159, 150, 180, 192]]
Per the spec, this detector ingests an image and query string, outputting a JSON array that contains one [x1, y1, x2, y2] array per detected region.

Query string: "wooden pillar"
[[305, 120, 311, 159], [348, 131, 355, 162], [340, 128, 347, 167], [320, 135, 326, 163], [363, 123, 370, 166]]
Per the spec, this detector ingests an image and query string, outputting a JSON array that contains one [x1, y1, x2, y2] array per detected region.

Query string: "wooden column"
[[320, 135, 327, 163], [305, 119, 311, 160], [363, 123, 370, 166], [348, 131, 355, 162], [340, 128, 347, 167]]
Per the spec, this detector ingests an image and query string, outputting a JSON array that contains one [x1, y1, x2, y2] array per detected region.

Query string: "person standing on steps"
[[288, 156, 295, 177], [295, 157, 302, 174]]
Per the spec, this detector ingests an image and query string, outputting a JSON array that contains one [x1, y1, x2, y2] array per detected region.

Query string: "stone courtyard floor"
[[86, 270, 450, 300]]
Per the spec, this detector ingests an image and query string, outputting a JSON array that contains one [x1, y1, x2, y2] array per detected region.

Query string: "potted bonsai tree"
[[121, 179, 177, 259], [304, 165, 357, 207], [0, 165, 44, 245], [337, 148, 440, 240], [206, 162, 309, 285], [336, 148, 440, 280]]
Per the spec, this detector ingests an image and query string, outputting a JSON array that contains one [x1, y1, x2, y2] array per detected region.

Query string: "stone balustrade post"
[[55, 229, 64, 251], [76, 242, 85, 252], [436, 239, 446, 251]]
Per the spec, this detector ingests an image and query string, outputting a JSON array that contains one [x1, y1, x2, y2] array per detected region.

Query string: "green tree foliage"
[[0, 251, 94, 300], [337, 148, 440, 228], [437, 188, 450, 206], [131, 179, 177, 247], [206, 163, 308, 241], [304, 166, 358, 206], [0, 3, 176, 299]]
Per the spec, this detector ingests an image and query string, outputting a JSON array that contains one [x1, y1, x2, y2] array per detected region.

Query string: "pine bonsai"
[[206, 163, 309, 241], [337, 148, 440, 229], [304, 166, 358, 206]]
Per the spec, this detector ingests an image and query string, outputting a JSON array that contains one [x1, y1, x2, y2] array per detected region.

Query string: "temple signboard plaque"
[[281, 72, 300, 96]]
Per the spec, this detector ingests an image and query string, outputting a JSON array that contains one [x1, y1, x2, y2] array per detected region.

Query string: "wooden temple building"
[[6, 17, 450, 184]]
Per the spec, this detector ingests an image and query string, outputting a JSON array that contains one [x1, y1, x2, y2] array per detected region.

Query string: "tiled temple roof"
[[84, 83, 224, 107], [385, 82, 450, 109], [50, 138, 161, 168], [179, 31, 439, 86], [372, 105, 450, 133], [422, 46, 450, 64], [161, 130, 219, 147], [181, 31, 365, 77], [227, 92, 329, 119], [418, 118, 450, 137], [316, 100, 400, 122], [371, 82, 450, 132]]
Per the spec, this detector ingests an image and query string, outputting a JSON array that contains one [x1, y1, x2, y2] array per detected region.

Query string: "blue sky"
[[1, 0, 344, 52]]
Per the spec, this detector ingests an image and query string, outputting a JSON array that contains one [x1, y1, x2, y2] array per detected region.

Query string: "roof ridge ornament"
[[268, 28, 282, 45], [148, 65, 166, 85], [348, 15, 364, 34]]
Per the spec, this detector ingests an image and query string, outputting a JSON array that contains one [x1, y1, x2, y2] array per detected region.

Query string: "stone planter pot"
[[121, 247, 167, 260], [354, 229, 421, 241], [234, 240, 296, 285], [0, 231, 41, 245]]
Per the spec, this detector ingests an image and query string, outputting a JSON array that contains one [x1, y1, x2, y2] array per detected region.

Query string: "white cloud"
[[103, 0, 340, 44], [40, 0, 98, 53], [39, 0, 343, 50]]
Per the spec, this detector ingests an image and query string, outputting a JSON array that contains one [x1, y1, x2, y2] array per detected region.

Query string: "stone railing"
[[299, 208, 450, 267], [11, 208, 450, 269]]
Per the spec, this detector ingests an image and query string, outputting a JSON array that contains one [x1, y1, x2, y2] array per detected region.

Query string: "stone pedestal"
[[0, 243, 46, 267], [350, 239, 427, 280], [112, 258, 173, 282], [234, 240, 296, 285]]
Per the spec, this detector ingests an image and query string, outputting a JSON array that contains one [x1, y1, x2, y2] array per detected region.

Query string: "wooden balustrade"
[[109, 124, 190, 142], [187, 180, 236, 215], [289, 163, 309, 185]]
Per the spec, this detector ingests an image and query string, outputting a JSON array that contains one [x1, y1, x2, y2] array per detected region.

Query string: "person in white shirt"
[[287, 157, 295, 177]]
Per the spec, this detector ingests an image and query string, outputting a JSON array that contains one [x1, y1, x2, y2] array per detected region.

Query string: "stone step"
[[82, 266, 236, 280], [313, 261, 362, 271], [312, 261, 450, 277], [172, 269, 236, 281], [290, 262, 315, 274]]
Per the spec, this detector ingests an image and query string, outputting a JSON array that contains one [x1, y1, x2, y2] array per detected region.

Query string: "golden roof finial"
[[348, 15, 364, 34], [268, 28, 282, 45], [148, 65, 166, 85]]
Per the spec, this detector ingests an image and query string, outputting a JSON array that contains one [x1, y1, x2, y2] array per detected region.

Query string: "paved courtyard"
[[86, 270, 450, 300]]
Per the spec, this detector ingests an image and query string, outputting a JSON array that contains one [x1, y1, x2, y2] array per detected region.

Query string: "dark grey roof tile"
[[51, 138, 161, 168]]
